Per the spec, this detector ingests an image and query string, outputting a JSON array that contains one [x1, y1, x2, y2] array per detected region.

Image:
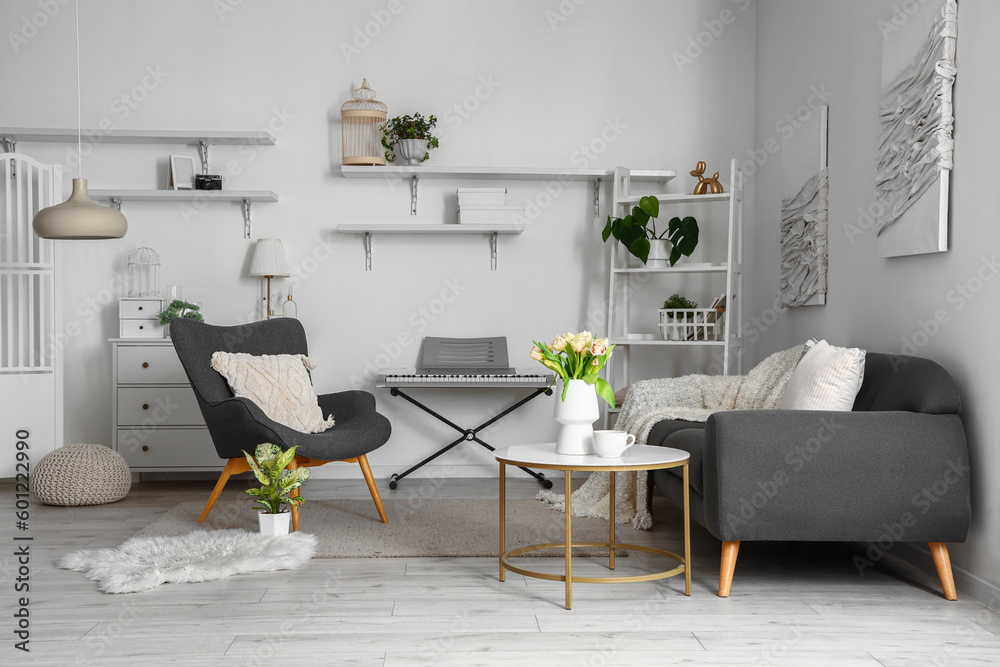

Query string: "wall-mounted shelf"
[[337, 223, 523, 271], [341, 165, 676, 216], [91, 190, 278, 239], [2, 127, 279, 239]]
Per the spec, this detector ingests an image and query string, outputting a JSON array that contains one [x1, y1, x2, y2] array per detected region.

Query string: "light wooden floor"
[[3, 476, 999, 667]]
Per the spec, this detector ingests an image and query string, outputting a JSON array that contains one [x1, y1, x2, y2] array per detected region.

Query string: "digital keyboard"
[[377, 368, 553, 388]]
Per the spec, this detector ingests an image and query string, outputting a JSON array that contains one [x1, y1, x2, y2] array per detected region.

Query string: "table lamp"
[[249, 238, 290, 319]]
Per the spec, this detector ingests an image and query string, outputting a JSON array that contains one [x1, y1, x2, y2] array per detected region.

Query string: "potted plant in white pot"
[[381, 113, 439, 166], [243, 443, 310, 536], [602, 196, 699, 268], [157, 299, 203, 338]]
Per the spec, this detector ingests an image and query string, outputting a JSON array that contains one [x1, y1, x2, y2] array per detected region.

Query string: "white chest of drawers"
[[111, 338, 221, 471]]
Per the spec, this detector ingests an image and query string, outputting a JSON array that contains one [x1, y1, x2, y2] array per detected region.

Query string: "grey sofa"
[[649, 352, 970, 599]]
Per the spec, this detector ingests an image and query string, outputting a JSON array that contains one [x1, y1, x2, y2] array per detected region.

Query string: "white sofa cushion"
[[779, 339, 866, 411]]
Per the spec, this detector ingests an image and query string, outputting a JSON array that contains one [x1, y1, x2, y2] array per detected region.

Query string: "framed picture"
[[876, 0, 957, 257], [169, 155, 196, 190]]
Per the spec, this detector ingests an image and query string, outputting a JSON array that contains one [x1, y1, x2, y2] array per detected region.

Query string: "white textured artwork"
[[780, 106, 828, 308], [876, 0, 957, 258]]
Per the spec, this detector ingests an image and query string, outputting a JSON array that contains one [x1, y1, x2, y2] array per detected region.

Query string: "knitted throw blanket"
[[537, 345, 805, 529]]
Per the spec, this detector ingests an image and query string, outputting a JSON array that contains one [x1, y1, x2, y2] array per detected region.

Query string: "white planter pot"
[[553, 379, 599, 455], [395, 138, 429, 166], [258, 511, 291, 536], [646, 239, 671, 268]]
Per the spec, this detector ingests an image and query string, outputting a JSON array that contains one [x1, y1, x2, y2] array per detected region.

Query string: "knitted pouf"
[[32, 444, 132, 506]]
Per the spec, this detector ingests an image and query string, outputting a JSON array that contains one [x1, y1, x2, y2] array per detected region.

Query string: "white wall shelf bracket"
[[198, 141, 210, 174], [490, 232, 499, 270], [593, 178, 602, 217], [410, 175, 418, 215], [242, 199, 252, 239], [110, 197, 123, 212], [363, 232, 373, 271], [3, 138, 16, 179]]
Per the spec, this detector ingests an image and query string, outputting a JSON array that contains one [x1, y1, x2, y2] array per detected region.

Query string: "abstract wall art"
[[780, 105, 829, 308], [876, 0, 957, 258]]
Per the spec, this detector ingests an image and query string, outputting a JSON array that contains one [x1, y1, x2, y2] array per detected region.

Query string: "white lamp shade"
[[249, 238, 290, 277], [32, 178, 128, 240]]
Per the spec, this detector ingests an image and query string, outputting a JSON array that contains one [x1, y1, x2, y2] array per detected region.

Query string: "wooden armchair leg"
[[200, 457, 245, 523], [289, 459, 301, 532], [719, 541, 740, 597], [929, 542, 957, 600], [357, 454, 389, 523]]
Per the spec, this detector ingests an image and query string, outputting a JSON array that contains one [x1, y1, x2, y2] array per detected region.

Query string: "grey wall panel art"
[[780, 105, 828, 308], [876, 0, 957, 258]]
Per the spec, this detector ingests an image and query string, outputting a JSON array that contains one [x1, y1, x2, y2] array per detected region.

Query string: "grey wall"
[[753, 0, 1000, 606]]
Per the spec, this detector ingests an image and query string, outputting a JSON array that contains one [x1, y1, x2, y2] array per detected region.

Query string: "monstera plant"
[[602, 195, 699, 266]]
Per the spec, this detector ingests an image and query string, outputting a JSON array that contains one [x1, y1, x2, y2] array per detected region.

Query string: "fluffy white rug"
[[59, 528, 316, 594]]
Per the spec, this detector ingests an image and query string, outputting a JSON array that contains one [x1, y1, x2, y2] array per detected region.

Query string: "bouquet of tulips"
[[530, 331, 616, 408]]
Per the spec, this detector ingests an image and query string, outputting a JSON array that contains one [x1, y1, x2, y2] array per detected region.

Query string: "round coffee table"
[[495, 442, 691, 610]]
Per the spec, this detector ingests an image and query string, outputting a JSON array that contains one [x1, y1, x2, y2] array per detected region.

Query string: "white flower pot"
[[553, 379, 599, 455], [646, 239, 671, 268], [258, 511, 291, 536], [395, 138, 429, 166]]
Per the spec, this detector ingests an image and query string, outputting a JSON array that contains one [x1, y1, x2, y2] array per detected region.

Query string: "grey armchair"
[[170, 317, 391, 530], [649, 352, 970, 599]]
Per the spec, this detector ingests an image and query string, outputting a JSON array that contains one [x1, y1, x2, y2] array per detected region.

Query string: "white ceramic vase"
[[646, 239, 671, 268], [258, 511, 291, 536], [395, 138, 429, 166], [553, 379, 599, 455]]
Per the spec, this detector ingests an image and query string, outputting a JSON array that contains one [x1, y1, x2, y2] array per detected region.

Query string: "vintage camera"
[[195, 174, 223, 190]]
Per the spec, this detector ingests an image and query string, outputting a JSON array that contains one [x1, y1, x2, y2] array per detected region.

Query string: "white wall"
[[2, 0, 756, 477], [753, 0, 1000, 605]]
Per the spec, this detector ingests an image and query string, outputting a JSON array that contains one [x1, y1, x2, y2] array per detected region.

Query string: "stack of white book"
[[457, 188, 524, 224]]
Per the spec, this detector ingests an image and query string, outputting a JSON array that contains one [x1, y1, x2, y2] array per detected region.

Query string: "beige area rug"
[[134, 499, 626, 558]]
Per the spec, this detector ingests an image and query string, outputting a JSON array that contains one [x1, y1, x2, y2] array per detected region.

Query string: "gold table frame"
[[497, 448, 690, 610]]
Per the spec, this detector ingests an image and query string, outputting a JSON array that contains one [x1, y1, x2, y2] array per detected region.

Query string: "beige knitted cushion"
[[32, 444, 132, 506], [210, 351, 335, 433]]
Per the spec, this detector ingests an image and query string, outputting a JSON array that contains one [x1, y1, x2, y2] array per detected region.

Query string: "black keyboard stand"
[[387, 386, 554, 489]]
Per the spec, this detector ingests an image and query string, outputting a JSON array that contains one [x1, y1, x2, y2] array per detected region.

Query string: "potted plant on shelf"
[[157, 299, 204, 337], [243, 443, 310, 536], [530, 332, 615, 455], [601, 196, 699, 268], [381, 113, 439, 166]]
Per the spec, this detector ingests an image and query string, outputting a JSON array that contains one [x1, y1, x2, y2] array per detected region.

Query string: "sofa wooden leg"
[[200, 457, 246, 523], [929, 542, 957, 600], [358, 454, 389, 523], [719, 541, 740, 597]]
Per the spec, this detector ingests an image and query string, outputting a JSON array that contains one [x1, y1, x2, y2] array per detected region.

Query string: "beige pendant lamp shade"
[[32, 0, 127, 240], [33, 178, 127, 239]]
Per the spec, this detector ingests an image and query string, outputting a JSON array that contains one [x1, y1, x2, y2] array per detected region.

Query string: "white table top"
[[495, 443, 689, 471]]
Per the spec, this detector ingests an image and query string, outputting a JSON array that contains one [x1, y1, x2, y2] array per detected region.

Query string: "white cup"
[[593, 430, 636, 458]]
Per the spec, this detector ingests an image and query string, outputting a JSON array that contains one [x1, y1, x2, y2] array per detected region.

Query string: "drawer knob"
[[142, 445, 149, 452], [138, 306, 143, 311], [139, 325, 144, 330], [142, 362, 149, 368], [142, 404, 149, 410]]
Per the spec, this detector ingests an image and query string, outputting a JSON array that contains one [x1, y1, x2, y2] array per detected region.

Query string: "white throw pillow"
[[778, 339, 866, 411], [210, 351, 335, 433]]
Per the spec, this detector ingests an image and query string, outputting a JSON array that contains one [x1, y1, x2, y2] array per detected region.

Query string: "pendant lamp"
[[32, 0, 127, 240]]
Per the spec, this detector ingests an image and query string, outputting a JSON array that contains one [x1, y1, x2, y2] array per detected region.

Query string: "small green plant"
[[157, 299, 204, 326], [662, 294, 699, 309], [242, 443, 311, 514], [601, 196, 699, 266], [381, 113, 439, 163]]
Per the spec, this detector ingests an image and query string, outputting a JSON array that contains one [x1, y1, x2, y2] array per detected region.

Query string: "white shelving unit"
[[1, 127, 278, 238], [604, 159, 743, 423], [337, 222, 524, 271]]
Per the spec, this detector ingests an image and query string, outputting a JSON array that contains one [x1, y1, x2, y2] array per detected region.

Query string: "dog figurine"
[[690, 162, 724, 195]]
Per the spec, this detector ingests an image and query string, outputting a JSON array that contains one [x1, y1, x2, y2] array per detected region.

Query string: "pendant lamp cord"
[[75, 0, 82, 179]]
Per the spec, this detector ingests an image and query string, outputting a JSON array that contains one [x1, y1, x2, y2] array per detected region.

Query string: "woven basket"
[[32, 444, 132, 506]]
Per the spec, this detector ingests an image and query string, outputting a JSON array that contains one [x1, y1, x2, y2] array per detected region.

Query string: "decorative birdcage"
[[127, 242, 161, 297], [341, 79, 387, 166]]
